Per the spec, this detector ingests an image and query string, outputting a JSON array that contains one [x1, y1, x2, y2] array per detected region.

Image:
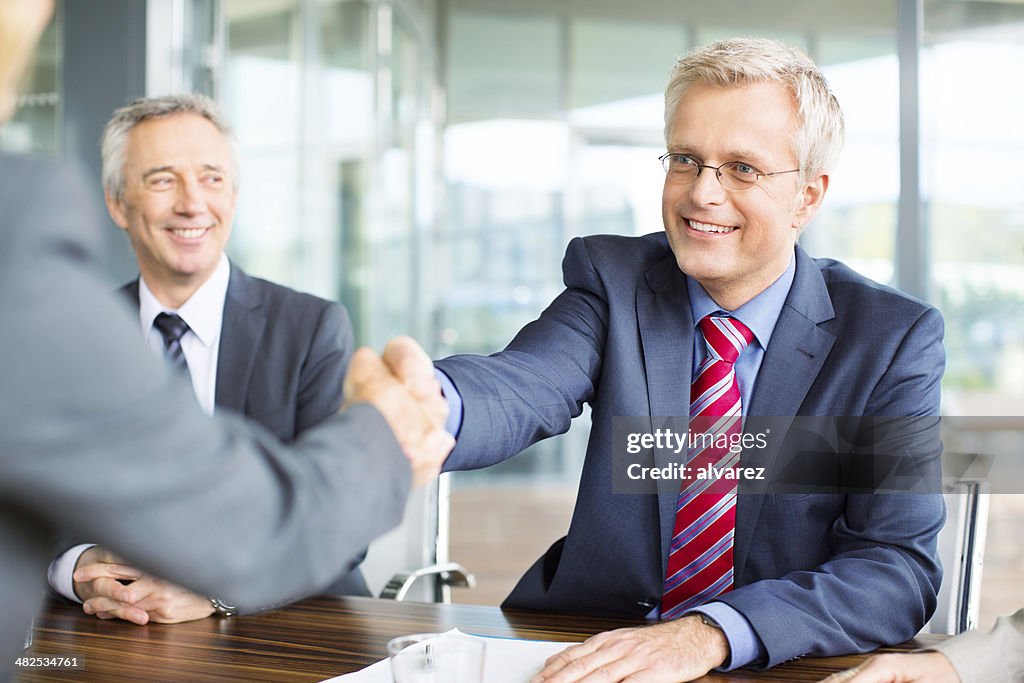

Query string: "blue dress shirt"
[[683, 253, 795, 669], [437, 248, 798, 671]]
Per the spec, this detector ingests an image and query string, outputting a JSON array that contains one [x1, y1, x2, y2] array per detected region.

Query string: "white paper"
[[323, 628, 577, 683]]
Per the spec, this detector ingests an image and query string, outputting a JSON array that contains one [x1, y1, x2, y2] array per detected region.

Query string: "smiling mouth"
[[168, 227, 211, 239], [688, 219, 737, 235]]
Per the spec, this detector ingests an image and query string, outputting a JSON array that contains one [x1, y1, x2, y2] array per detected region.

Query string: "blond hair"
[[664, 37, 845, 181]]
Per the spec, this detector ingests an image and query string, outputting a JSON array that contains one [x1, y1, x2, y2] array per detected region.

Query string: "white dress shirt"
[[47, 255, 231, 602]]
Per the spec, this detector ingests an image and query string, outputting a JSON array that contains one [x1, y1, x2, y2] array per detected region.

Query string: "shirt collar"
[[685, 249, 796, 351], [138, 254, 230, 348]]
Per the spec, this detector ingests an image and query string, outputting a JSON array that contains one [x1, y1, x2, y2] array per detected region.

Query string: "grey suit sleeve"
[[930, 609, 1024, 683], [0, 159, 410, 616], [294, 301, 353, 435]]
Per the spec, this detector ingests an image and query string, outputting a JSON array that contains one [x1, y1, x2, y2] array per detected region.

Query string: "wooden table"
[[18, 596, 946, 682]]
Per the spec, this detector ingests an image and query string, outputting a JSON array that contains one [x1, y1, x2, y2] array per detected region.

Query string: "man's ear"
[[104, 189, 129, 230], [793, 173, 829, 229]]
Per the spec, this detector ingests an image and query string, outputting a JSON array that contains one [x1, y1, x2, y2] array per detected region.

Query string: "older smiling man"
[[46, 95, 368, 626]]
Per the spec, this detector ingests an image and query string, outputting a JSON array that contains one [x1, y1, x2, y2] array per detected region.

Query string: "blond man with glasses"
[[400, 37, 948, 682]]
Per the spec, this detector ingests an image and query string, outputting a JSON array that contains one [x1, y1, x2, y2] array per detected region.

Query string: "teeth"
[[171, 228, 208, 239], [689, 220, 736, 234]]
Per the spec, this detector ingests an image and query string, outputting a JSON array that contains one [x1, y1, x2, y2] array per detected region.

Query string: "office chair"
[[365, 473, 475, 603], [926, 451, 992, 635]]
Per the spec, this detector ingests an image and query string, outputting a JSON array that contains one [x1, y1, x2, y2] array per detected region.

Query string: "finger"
[[619, 671, 666, 683], [413, 381, 449, 429], [382, 335, 435, 384], [341, 347, 385, 406], [86, 576, 137, 603], [83, 598, 150, 625], [135, 592, 216, 624], [406, 374, 443, 400], [820, 664, 875, 683], [406, 428, 455, 487], [534, 639, 619, 682], [73, 562, 144, 583], [126, 581, 183, 613], [114, 576, 168, 605], [87, 547, 127, 565]]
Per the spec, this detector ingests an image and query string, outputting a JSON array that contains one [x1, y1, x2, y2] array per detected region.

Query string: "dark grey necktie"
[[153, 312, 192, 378]]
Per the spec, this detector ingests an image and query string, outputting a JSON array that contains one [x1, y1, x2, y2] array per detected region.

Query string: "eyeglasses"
[[659, 153, 800, 192]]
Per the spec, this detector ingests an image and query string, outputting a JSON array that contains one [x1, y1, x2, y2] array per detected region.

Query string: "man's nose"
[[689, 167, 726, 206], [175, 177, 207, 214]]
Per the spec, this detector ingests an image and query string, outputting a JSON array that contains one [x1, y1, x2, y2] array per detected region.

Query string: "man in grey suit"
[[47, 95, 371, 626], [0, 0, 451, 676], [822, 608, 1024, 682]]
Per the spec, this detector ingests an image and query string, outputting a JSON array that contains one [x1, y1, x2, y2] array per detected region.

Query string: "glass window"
[[569, 19, 684, 111], [223, 0, 439, 348], [808, 34, 900, 286], [924, 31, 1024, 408], [924, 1, 1024, 630], [0, 7, 61, 156], [224, 0, 305, 287], [448, 12, 561, 122]]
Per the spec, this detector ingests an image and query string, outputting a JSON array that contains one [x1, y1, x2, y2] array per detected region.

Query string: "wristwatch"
[[698, 613, 723, 631], [209, 597, 238, 617]]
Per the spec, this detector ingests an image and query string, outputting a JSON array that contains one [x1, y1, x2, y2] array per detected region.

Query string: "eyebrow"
[[667, 146, 773, 168], [141, 163, 227, 180]]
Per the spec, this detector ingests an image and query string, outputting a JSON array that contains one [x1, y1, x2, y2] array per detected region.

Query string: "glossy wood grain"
[[18, 596, 947, 682]]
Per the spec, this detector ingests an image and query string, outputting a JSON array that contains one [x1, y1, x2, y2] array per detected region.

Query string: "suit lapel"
[[637, 254, 695, 576], [121, 280, 141, 307], [215, 264, 266, 413], [732, 246, 836, 577]]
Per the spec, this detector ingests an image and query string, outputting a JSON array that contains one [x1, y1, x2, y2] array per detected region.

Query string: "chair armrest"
[[379, 562, 475, 601]]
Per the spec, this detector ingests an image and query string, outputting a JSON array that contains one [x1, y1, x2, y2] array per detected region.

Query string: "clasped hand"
[[343, 335, 454, 487], [72, 546, 213, 625]]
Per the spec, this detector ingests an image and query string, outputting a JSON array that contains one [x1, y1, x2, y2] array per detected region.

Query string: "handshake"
[[343, 336, 455, 487]]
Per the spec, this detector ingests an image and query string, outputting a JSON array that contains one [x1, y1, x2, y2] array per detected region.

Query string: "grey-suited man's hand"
[[530, 616, 729, 683], [344, 336, 453, 487], [72, 546, 214, 625], [820, 652, 960, 683]]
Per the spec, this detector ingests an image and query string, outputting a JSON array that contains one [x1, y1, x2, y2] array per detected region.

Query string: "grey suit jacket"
[[933, 609, 1024, 683], [437, 233, 945, 667], [0, 156, 409, 678], [121, 266, 369, 595]]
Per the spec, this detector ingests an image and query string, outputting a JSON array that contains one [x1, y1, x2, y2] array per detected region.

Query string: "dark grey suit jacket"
[[0, 155, 409, 679], [120, 267, 369, 595], [438, 233, 945, 667]]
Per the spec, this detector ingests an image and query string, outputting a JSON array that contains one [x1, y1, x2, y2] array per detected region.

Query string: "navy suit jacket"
[[123, 265, 368, 595], [437, 232, 945, 667]]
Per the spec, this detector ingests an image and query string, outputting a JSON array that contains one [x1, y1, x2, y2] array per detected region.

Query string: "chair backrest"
[[924, 451, 992, 634], [361, 473, 474, 602]]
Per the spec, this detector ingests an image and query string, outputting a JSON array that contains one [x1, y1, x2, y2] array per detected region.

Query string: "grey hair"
[[664, 37, 845, 182], [101, 93, 240, 199]]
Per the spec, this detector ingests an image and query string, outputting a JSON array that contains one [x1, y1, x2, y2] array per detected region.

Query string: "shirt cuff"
[[47, 543, 96, 603], [435, 368, 463, 438], [687, 602, 765, 670]]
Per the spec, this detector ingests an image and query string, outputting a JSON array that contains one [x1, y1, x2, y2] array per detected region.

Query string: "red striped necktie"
[[661, 314, 754, 620]]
